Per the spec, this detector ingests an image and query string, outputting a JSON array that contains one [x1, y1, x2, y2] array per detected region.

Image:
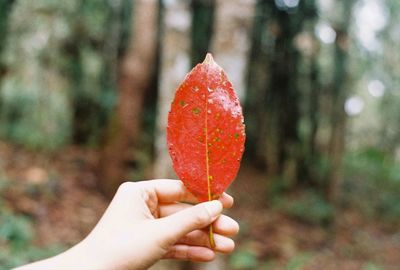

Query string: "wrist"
[[64, 237, 117, 270]]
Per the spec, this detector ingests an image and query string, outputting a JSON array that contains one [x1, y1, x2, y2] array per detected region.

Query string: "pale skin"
[[15, 179, 239, 270]]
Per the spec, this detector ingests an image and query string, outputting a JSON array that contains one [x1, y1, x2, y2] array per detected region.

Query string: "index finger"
[[137, 179, 234, 208], [138, 179, 197, 203]]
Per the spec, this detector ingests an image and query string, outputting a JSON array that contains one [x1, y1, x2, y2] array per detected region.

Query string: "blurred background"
[[0, 0, 399, 269]]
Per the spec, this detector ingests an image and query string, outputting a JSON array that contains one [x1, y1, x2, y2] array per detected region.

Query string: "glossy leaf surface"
[[167, 53, 245, 202]]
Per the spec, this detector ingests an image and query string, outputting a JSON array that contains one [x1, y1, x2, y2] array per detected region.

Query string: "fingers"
[[160, 203, 239, 236], [159, 198, 232, 217], [177, 230, 235, 253], [219, 192, 234, 209], [135, 179, 234, 207], [163, 245, 215, 262], [157, 200, 223, 244], [137, 180, 198, 203], [213, 215, 240, 236]]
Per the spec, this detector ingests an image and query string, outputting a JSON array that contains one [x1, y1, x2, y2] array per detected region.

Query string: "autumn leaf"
[[167, 53, 245, 247]]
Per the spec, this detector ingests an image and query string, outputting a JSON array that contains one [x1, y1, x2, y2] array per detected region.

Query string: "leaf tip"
[[203, 53, 214, 64]]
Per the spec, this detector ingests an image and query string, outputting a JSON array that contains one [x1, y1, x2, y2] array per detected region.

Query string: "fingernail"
[[205, 200, 223, 217]]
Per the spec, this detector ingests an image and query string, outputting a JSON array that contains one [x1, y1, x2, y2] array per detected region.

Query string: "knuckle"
[[118, 181, 136, 193], [193, 206, 212, 227]]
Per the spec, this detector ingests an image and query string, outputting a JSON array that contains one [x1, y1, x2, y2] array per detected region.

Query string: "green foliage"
[[284, 253, 313, 270], [0, 242, 64, 270], [229, 248, 258, 270], [0, 0, 121, 149], [0, 204, 65, 270], [0, 0, 15, 56], [272, 189, 333, 225], [0, 76, 72, 150], [0, 210, 33, 251], [229, 249, 313, 270], [362, 262, 385, 270], [0, 173, 64, 269], [343, 147, 400, 225], [0, 0, 75, 150]]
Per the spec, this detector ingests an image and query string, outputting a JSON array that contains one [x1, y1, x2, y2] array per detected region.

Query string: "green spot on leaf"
[[192, 107, 201, 114]]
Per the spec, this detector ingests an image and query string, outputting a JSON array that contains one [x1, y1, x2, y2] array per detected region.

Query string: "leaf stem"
[[209, 225, 216, 248], [204, 64, 215, 249]]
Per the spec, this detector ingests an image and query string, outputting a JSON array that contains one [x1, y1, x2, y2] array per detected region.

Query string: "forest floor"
[[230, 166, 400, 270], [1, 142, 399, 269]]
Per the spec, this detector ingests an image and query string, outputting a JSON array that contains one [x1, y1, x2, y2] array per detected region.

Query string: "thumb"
[[157, 200, 223, 243]]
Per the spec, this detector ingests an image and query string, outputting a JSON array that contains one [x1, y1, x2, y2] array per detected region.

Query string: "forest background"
[[0, 0, 399, 269]]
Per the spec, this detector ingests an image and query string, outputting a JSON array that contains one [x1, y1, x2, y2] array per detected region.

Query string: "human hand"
[[17, 179, 239, 270], [80, 179, 238, 269]]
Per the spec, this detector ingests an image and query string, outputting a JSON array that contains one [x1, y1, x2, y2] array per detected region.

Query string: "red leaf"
[[167, 53, 245, 202]]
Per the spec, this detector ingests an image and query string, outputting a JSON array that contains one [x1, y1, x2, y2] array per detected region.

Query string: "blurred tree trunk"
[[191, 0, 216, 66], [263, 2, 311, 185], [327, 0, 354, 202], [69, 0, 126, 145], [326, 35, 347, 201], [246, 1, 325, 188], [379, 4, 400, 156], [309, 59, 320, 158], [0, 0, 15, 79], [99, 0, 158, 197], [294, 3, 320, 188], [244, 0, 271, 163], [153, 0, 191, 180], [301, 51, 323, 187]]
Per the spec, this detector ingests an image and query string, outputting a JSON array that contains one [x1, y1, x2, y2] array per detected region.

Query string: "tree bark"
[[0, 0, 16, 79], [326, 0, 355, 202], [327, 29, 349, 202], [99, 0, 158, 197], [191, 0, 216, 66], [243, 0, 271, 163], [264, 3, 304, 185]]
